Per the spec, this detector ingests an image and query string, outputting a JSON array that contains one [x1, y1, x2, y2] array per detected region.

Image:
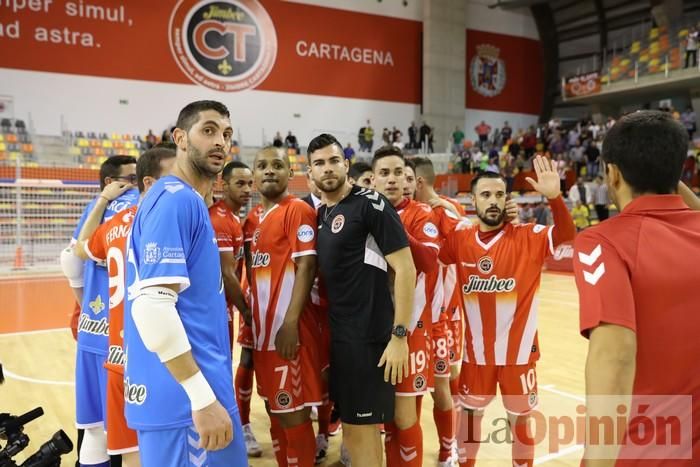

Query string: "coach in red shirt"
[[574, 110, 700, 466]]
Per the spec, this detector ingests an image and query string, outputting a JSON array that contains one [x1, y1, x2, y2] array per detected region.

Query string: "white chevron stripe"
[[188, 450, 207, 467], [578, 244, 602, 266]]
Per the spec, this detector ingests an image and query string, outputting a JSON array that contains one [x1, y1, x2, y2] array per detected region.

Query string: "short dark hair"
[[307, 133, 343, 160], [176, 100, 230, 132], [413, 157, 435, 184], [404, 158, 416, 171], [348, 161, 372, 180], [153, 141, 177, 151], [470, 171, 506, 193], [602, 110, 688, 194], [222, 160, 250, 181], [99, 155, 137, 190], [136, 147, 176, 193], [371, 146, 404, 169]]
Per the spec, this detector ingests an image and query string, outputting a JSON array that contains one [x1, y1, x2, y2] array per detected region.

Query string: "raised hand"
[[525, 155, 562, 200]]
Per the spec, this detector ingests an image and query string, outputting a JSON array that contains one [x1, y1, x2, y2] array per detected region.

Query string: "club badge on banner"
[[563, 72, 601, 99]]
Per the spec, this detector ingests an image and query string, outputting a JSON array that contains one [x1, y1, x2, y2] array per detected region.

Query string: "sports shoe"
[[242, 424, 262, 457], [314, 434, 328, 464], [340, 443, 352, 466], [328, 418, 341, 436]]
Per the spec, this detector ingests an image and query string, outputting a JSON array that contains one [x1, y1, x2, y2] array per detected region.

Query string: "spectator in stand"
[[556, 154, 569, 194], [500, 121, 512, 146], [568, 177, 593, 205], [474, 120, 491, 150], [572, 200, 590, 232], [358, 125, 366, 151], [427, 126, 435, 153], [518, 203, 534, 223], [161, 128, 173, 144], [284, 131, 299, 153], [408, 121, 418, 149], [523, 126, 537, 158], [382, 128, 391, 145], [145, 129, 157, 148], [501, 151, 515, 192], [585, 139, 601, 179], [364, 120, 375, 152], [685, 26, 699, 68], [567, 125, 580, 148], [272, 131, 284, 148], [593, 175, 610, 221], [343, 143, 355, 162], [533, 199, 551, 225], [569, 140, 586, 176], [392, 126, 402, 146], [682, 106, 696, 140], [419, 121, 431, 151], [508, 135, 521, 158], [452, 126, 465, 154], [682, 151, 697, 186]]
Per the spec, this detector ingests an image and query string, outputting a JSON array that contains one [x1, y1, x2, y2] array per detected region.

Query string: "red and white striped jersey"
[[440, 222, 555, 366], [247, 196, 317, 351]]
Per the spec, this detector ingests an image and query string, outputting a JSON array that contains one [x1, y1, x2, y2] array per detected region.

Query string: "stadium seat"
[[6, 134, 17, 143], [22, 144, 32, 153], [77, 138, 88, 147]]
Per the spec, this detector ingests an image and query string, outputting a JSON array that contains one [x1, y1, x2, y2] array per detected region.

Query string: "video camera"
[[0, 407, 73, 467]]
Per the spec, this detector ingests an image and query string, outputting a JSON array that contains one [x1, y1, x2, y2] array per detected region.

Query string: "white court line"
[[3, 368, 75, 386], [539, 384, 586, 402], [535, 444, 585, 464], [0, 327, 70, 337]]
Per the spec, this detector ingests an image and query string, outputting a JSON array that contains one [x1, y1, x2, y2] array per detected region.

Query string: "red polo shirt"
[[574, 195, 700, 465]]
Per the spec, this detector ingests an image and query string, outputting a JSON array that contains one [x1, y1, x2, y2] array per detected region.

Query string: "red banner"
[[466, 29, 543, 115], [544, 241, 574, 273], [0, 0, 421, 103], [563, 72, 601, 99]]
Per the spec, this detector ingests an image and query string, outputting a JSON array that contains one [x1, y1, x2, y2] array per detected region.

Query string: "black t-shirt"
[[317, 185, 409, 344], [586, 145, 600, 162]]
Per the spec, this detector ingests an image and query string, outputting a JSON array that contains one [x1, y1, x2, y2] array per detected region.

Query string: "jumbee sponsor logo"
[[123, 377, 147, 405], [78, 314, 109, 336], [108, 345, 126, 367], [251, 251, 270, 268], [462, 275, 516, 294], [169, 0, 277, 92]]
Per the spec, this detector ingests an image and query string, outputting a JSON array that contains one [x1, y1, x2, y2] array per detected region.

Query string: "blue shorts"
[[137, 413, 247, 467], [75, 350, 108, 428]]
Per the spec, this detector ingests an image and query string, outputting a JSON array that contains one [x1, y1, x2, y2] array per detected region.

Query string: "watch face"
[[393, 325, 407, 337]]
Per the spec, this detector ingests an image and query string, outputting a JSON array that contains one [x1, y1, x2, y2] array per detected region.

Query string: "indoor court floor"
[[1, 272, 587, 466]]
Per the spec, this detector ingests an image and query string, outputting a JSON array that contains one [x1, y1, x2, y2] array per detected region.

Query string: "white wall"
[[464, 109, 538, 141], [465, 0, 539, 40], [2, 68, 420, 146]]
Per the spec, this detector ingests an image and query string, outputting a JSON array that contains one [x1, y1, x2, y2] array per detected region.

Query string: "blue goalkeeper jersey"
[[123, 176, 235, 430]]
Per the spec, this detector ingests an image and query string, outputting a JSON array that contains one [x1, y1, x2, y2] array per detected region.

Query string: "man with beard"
[[248, 146, 322, 467], [440, 156, 575, 467], [308, 134, 414, 467], [123, 100, 247, 466], [208, 161, 264, 458]]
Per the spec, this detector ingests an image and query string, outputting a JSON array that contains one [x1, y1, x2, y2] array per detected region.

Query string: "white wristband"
[[181, 371, 216, 411]]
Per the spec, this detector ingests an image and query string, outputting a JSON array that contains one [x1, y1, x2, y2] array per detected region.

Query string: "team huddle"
[[61, 99, 577, 467]]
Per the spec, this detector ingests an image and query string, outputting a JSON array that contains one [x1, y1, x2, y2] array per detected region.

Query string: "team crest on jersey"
[[477, 256, 493, 274], [532, 224, 547, 234], [331, 214, 345, 233], [435, 359, 448, 373], [144, 242, 161, 264], [423, 222, 438, 238], [276, 390, 292, 409], [528, 391, 538, 408], [413, 374, 427, 392], [89, 295, 106, 315], [297, 224, 315, 243]]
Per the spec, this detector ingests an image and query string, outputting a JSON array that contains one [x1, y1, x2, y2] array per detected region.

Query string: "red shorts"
[[394, 327, 432, 396], [457, 362, 539, 415], [105, 369, 138, 454], [254, 318, 323, 413], [431, 317, 450, 378], [236, 312, 254, 349], [448, 312, 463, 366]]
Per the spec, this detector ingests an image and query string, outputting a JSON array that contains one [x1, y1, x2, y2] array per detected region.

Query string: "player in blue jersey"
[[60, 155, 138, 467], [123, 100, 247, 467]]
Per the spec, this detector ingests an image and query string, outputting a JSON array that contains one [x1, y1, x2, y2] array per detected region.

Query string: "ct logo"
[[477, 256, 493, 274], [169, 0, 278, 92]]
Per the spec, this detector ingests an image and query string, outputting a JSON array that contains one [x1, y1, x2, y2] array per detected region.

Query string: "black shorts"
[[329, 340, 395, 425]]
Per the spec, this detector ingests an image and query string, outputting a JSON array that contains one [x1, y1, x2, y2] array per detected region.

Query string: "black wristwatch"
[[391, 325, 408, 338]]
